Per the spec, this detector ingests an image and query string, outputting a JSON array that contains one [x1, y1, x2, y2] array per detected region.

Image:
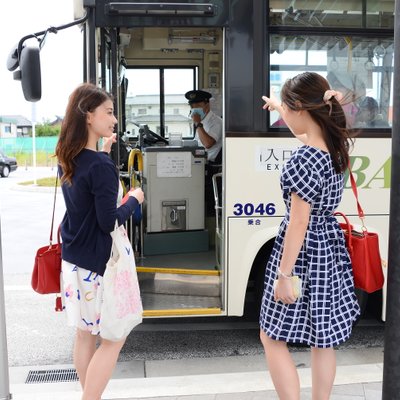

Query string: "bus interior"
[[111, 26, 225, 318]]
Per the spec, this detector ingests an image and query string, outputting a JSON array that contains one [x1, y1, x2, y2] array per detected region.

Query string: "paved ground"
[[9, 351, 384, 399]]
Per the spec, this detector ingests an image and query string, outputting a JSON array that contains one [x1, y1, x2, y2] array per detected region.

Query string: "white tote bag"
[[99, 222, 143, 341]]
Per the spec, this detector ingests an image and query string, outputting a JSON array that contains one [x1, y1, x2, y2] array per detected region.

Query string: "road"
[[0, 166, 66, 275]]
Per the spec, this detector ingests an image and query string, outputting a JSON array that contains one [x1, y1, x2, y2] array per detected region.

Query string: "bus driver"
[[185, 89, 222, 163]]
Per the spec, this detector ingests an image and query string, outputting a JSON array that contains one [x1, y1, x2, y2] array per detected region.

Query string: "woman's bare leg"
[[81, 337, 126, 400], [260, 330, 300, 400], [73, 329, 97, 389], [311, 347, 336, 400]]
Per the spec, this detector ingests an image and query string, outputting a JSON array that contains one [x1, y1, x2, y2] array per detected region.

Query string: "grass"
[[19, 176, 60, 187], [14, 151, 57, 168]]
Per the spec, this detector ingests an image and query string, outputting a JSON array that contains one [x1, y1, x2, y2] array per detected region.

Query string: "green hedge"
[[0, 137, 58, 153], [0, 137, 58, 167]]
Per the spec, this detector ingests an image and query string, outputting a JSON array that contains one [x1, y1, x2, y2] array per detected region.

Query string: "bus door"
[[123, 29, 225, 318], [89, 2, 228, 318]]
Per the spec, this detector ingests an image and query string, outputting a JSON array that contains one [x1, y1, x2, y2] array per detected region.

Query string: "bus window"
[[269, 0, 394, 29], [125, 68, 160, 138], [268, 35, 393, 130], [164, 68, 197, 139], [125, 67, 198, 140]]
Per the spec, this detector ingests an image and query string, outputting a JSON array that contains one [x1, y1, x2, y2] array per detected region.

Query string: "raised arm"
[[262, 94, 283, 114], [262, 94, 308, 144]]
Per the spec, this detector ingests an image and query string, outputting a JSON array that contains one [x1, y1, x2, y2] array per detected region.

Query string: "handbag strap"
[[348, 163, 367, 230], [49, 173, 58, 245]]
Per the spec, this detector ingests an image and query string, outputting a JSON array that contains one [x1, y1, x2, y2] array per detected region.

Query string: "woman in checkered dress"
[[259, 72, 360, 399]]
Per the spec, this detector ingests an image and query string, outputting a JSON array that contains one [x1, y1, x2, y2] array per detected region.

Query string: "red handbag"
[[335, 169, 384, 293], [32, 229, 62, 295], [31, 174, 63, 310]]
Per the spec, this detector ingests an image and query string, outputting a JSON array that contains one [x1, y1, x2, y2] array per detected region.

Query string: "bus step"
[[137, 267, 222, 316], [137, 267, 220, 297], [142, 293, 221, 317], [143, 306, 222, 317]]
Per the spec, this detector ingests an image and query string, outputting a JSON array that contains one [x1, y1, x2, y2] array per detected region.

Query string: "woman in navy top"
[[260, 73, 360, 399], [55, 83, 144, 400]]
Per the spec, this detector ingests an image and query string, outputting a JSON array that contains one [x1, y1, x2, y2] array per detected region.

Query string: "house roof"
[[49, 116, 63, 126], [0, 115, 32, 127], [0, 117, 15, 124]]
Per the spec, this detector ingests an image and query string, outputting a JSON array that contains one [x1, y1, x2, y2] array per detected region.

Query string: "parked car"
[[0, 149, 17, 177]]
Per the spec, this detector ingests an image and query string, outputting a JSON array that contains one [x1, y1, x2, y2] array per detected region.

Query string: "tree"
[[35, 122, 61, 137]]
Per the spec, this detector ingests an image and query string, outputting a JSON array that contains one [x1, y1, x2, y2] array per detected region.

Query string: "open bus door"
[[80, 1, 229, 318]]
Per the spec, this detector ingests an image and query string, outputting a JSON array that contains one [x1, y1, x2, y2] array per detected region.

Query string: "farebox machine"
[[142, 144, 209, 255]]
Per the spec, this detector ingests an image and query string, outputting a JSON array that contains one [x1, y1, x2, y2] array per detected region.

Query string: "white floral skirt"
[[61, 260, 103, 335]]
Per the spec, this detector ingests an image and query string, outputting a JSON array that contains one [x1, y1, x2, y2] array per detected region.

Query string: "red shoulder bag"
[[335, 168, 384, 293], [31, 174, 62, 310]]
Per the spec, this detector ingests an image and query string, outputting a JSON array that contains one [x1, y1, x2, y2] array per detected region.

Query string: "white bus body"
[[71, 0, 393, 320]]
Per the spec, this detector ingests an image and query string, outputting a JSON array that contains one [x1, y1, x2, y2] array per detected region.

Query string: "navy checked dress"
[[259, 145, 360, 348]]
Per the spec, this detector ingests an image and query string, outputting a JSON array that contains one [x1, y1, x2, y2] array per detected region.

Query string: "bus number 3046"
[[233, 203, 276, 216]]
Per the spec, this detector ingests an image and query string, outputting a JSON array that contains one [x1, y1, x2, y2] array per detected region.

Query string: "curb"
[[9, 362, 384, 400], [10, 184, 61, 193]]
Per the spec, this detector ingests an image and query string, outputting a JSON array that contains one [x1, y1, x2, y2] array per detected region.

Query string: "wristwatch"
[[195, 122, 203, 129]]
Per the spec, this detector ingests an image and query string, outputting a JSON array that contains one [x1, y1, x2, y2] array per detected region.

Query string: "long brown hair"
[[55, 83, 113, 185], [280, 72, 353, 173]]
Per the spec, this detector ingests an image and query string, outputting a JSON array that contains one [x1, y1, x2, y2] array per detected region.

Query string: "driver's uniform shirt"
[[195, 110, 222, 162]]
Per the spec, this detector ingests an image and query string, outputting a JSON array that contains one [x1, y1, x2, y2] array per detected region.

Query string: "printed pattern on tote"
[[114, 269, 141, 318], [259, 146, 361, 348], [99, 223, 143, 341], [112, 225, 142, 319]]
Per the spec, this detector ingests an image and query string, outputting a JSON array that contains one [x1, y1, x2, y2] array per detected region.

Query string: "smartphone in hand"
[[121, 190, 133, 205]]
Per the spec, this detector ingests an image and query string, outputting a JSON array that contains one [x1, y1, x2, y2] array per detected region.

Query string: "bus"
[[29, 0, 397, 319]]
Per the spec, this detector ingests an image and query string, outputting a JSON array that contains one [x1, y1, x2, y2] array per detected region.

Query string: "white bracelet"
[[278, 268, 292, 279]]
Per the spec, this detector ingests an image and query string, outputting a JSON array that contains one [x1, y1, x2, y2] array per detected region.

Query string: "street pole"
[[0, 213, 12, 400], [382, 2, 400, 398], [31, 102, 37, 185]]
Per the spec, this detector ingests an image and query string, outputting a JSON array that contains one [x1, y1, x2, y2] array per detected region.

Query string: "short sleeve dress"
[[259, 145, 360, 348]]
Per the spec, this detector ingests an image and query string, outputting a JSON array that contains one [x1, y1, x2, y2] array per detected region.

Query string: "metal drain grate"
[[25, 368, 79, 384]]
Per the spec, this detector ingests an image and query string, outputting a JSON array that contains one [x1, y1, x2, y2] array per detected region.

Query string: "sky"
[[0, 0, 83, 123]]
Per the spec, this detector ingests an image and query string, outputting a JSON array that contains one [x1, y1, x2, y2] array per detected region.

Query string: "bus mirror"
[[6, 45, 19, 72], [14, 45, 42, 102]]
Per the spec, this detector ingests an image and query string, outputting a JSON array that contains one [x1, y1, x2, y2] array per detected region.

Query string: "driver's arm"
[[196, 124, 216, 149]]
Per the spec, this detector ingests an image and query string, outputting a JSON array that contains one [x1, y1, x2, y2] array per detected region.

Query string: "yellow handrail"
[[128, 149, 143, 188]]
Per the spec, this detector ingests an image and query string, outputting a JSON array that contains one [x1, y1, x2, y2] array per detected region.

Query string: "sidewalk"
[[8, 348, 383, 400]]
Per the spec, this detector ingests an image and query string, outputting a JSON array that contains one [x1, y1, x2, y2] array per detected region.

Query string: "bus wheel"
[[354, 288, 368, 325], [244, 261, 266, 319], [251, 241, 273, 316], [255, 261, 266, 312]]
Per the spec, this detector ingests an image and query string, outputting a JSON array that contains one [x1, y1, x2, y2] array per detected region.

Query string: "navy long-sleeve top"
[[59, 149, 139, 276]]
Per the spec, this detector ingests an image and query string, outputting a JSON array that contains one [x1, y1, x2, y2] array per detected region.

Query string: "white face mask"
[[190, 107, 206, 120]]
